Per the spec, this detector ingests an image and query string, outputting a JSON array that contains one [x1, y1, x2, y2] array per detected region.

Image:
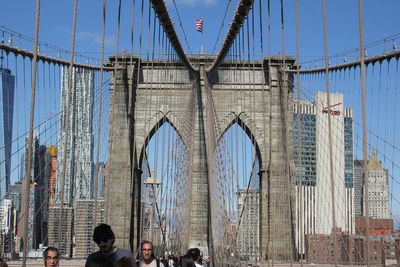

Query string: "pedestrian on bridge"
[[85, 256, 113, 267], [87, 223, 134, 264], [136, 241, 165, 267], [115, 256, 137, 267], [43, 247, 59, 267], [187, 248, 202, 267], [179, 254, 195, 267]]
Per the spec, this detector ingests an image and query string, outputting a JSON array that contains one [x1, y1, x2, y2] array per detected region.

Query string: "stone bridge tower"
[[105, 55, 296, 261]]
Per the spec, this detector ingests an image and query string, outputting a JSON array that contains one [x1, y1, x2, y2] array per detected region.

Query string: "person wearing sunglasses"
[[86, 223, 134, 263]]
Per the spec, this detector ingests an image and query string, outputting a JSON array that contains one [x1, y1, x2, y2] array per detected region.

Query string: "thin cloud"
[[177, 0, 217, 6], [77, 31, 115, 48], [57, 27, 116, 48]]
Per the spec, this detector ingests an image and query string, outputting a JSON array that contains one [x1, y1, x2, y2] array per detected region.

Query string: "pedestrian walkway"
[[7, 259, 85, 266]]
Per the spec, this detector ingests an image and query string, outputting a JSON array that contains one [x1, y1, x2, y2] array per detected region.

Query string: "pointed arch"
[[217, 115, 263, 170], [138, 114, 184, 167]]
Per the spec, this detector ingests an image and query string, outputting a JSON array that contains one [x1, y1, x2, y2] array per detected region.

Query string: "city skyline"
[[0, 0, 399, 264]]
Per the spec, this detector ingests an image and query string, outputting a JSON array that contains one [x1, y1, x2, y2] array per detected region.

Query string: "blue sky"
[[1, 0, 400, 62], [1, 0, 400, 228]]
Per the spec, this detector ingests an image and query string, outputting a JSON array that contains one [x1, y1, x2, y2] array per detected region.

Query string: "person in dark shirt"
[[86, 223, 134, 264], [85, 256, 113, 267]]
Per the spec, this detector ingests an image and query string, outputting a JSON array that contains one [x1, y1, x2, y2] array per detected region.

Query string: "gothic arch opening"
[[138, 118, 190, 256], [210, 118, 262, 263]]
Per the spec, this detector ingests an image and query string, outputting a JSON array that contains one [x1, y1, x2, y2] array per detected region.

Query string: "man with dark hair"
[[187, 248, 201, 267], [43, 247, 59, 267], [137, 241, 164, 267], [86, 223, 134, 263]]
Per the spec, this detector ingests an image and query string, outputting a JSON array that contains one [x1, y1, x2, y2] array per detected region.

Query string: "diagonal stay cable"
[[207, 0, 254, 73], [211, 0, 232, 55], [171, 0, 191, 54], [149, 0, 196, 73]]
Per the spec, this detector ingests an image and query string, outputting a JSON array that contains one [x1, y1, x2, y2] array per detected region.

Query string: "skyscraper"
[[74, 199, 104, 258], [0, 67, 15, 203], [20, 136, 43, 250], [353, 150, 390, 220], [56, 67, 94, 206], [354, 160, 364, 217], [236, 189, 259, 260], [47, 146, 58, 207], [52, 67, 94, 256], [7, 182, 21, 236], [38, 145, 52, 245], [366, 149, 390, 219], [294, 92, 354, 252]]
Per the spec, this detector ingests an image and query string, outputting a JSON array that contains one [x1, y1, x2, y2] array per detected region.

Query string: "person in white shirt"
[[137, 241, 165, 267]]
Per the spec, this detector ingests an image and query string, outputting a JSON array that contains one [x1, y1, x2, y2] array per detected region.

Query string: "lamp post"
[[144, 170, 161, 242]]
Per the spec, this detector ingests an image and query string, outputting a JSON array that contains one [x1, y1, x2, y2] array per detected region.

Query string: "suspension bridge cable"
[[57, 0, 78, 255], [211, 0, 232, 55], [21, 0, 41, 265], [171, 0, 191, 54], [105, 0, 122, 225], [93, 0, 107, 251], [128, 0, 137, 253], [357, 0, 370, 264], [295, 0, 304, 264], [321, 0, 339, 265]]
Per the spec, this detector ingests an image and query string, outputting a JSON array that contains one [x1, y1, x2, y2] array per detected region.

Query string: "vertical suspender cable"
[[128, 0, 136, 253], [266, 0, 272, 264], [295, 0, 304, 265], [58, 0, 78, 255], [390, 59, 398, 214], [21, 0, 40, 266], [105, 0, 122, 223], [279, 0, 294, 264], [321, 1, 338, 266], [357, 0, 370, 265], [93, 0, 107, 250], [258, 0, 271, 264], [135, 0, 145, 252]]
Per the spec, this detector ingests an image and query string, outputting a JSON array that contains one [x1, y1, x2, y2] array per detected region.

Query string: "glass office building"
[[0, 68, 15, 203], [293, 92, 354, 253]]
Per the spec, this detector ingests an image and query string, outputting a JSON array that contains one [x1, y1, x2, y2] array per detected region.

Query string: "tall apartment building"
[[56, 67, 94, 206], [74, 199, 104, 258], [236, 189, 259, 260], [0, 67, 15, 203], [52, 67, 94, 257], [293, 92, 354, 253], [48, 205, 74, 257]]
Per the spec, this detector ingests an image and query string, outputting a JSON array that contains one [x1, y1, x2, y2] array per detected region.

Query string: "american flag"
[[195, 18, 203, 33]]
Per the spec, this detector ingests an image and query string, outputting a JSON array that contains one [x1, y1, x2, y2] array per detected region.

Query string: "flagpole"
[[201, 17, 204, 54]]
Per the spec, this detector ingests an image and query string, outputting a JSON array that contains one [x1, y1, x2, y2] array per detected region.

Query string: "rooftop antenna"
[[1, 25, 4, 69]]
